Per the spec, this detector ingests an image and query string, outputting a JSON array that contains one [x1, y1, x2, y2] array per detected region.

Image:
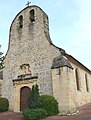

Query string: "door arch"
[[20, 86, 31, 111]]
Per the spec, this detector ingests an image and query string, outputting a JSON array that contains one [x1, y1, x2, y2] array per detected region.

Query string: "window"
[[29, 9, 35, 23], [85, 73, 89, 92], [75, 68, 80, 91], [19, 15, 23, 28]]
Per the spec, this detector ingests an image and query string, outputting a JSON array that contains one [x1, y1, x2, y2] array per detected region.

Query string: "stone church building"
[[0, 5, 91, 114]]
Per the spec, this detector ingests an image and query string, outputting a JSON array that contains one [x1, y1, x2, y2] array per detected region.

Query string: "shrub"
[[0, 98, 9, 112], [39, 95, 59, 116], [22, 108, 48, 120], [29, 84, 40, 109]]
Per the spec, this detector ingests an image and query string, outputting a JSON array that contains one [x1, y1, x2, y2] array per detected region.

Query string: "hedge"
[[22, 108, 48, 120], [0, 98, 9, 112], [39, 95, 59, 116]]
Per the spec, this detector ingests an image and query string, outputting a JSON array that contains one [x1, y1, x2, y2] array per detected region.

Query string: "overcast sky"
[[0, 0, 91, 69]]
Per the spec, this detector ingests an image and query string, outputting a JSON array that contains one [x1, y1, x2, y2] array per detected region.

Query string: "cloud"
[[0, 0, 91, 69], [49, 0, 91, 69], [70, 1, 91, 50]]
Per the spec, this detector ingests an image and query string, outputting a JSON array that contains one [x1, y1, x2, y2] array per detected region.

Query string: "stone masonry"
[[2, 5, 61, 111], [1, 5, 91, 114]]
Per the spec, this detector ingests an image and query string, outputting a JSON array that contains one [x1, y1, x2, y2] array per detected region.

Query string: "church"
[[0, 5, 91, 115]]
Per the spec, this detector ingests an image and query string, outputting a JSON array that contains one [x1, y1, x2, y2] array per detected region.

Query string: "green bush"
[[39, 95, 59, 116], [0, 98, 9, 112], [29, 84, 40, 109], [22, 108, 48, 120]]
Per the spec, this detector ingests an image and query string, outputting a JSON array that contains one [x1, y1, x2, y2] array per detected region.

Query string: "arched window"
[[85, 73, 89, 92], [19, 15, 23, 28], [29, 9, 35, 23], [75, 68, 80, 91]]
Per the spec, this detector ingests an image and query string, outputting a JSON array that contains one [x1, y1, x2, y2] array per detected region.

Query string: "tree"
[[29, 84, 40, 109]]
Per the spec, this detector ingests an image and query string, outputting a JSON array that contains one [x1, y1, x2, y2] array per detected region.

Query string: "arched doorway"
[[20, 86, 31, 111]]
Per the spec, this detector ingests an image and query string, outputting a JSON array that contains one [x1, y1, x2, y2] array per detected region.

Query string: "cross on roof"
[[26, 1, 31, 6]]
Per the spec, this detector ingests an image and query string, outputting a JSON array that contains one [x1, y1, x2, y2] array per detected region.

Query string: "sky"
[[0, 0, 91, 69]]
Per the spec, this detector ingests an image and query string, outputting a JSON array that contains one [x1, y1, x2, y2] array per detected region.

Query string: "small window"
[[19, 15, 23, 28], [85, 73, 89, 92], [29, 9, 35, 23], [75, 68, 80, 91]]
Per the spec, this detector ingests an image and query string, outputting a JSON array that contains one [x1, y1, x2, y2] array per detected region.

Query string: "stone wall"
[[52, 66, 77, 115], [0, 70, 3, 97], [0, 79, 2, 97], [2, 6, 61, 111], [52, 54, 91, 114], [66, 55, 91, 108]]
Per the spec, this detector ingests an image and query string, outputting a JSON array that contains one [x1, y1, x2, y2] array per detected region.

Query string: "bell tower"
[[2, 5, 61, 111], [9, 5, 52, 50]]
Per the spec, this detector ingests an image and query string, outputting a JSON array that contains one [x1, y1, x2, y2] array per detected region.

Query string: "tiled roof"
[[51, 55, 73, 69]]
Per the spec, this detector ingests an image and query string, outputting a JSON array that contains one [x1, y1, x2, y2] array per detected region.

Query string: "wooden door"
[[20, 86, 31, 111]]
